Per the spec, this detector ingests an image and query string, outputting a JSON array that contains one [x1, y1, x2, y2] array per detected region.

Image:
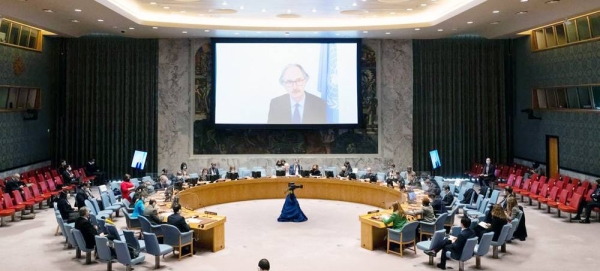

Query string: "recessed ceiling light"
[[493, 10, 499, 13], [385, 32, 391, 35], [546, 0, 560, 3], [152, 26, 158, 29], [74, 9, 82, 12], [180, 11, 186, 13], [97, 19, 104, 22], [335, 6, 340, 10], [164, 6, 170, 9], [71, 19, 79, 23], [313, 31, 318, 34], [222, 1, 228, 6], [43, 9, 54, 13], [234, 32, 239, 35], [286, 9, 291, 14], [256, 31, 261, 34], [407, 8, 413, 11], [182, 31, 187, 33], [516, 11, 528, 15], [261, 8, 266, 12], [129, 27, 135, 30], [240, 6, 244, 10], [520, 0, 528, 2], [204, 29, 210, 32], [438, 29, 443, 31], [415, 28, 420, 31], [335, 33, 340, 36], [363, 30, 368, 33], [467, 21, 473, 24], [490, 21, 500, 24], [352, 2, 357, 7], [150, 2, 156, 5], [421, 4, 427, 7], [312, 8, 317, 13], [390, 12, 396, 15], [452, 28, 458, 31]]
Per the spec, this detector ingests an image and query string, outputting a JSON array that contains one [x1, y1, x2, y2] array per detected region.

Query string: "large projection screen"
[[212, 38, 361, 129]]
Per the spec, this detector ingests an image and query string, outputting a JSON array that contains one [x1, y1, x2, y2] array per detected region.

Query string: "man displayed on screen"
[[267, 64, 327, 124]]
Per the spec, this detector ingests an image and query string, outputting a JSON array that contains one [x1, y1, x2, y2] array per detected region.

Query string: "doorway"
[[546, 135, 559, 178]]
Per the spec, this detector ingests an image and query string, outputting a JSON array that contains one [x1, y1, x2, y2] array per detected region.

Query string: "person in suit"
[[478, 158, 496, 188], [74, 207, 103, 250], [338, 166, 349, 179], [442, 185, 454, 207], [226, 166, 239, 180], [209, 163, 220, 177], [289, 159, 302, 176], [573, 179, 600, 223], [499, 187, 516, 208], [143, 199, 163, 225], [386, 164, 399, 187], [167, 204, 190, 233], [4, 173, 25, 196], [85, 158, 106, 185], [56, 191, 76, 222], [344, 161, 353, 174], [62, 165, 80, 185], [309, 165, 321, 177], [361, 168, 377, 183], [425, 217, 476, 270], [267, 64, 327, 124], [430, 191, 448, 216]]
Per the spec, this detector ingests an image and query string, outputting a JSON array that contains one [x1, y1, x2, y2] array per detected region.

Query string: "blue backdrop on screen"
[[193, 43, 377, 155]]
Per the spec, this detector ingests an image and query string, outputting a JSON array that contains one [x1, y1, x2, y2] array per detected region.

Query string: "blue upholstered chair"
[[491, 224, 512, 258], [85, 199, 113, 219], [467, 199, 489, 218], [64, 224, 78, 250], [456, 191, 475, 214], [444, 205, 459, 227], [139, 215, 163, 237], [420, 213, 448, 241], [122, 207, 141, 230], [143, 232, 174, 269], [489, 190, 500, 205], [502, 218, 520, 250], [122, 199, 134, 213], [106, 224, 125, 242], [462, 195, 482, 215], [71, 228, 95, 264], [161, 224, 194, 260], [55, 215, 72, 244], [95, 235, 116, 271], [474, 232, 494, 268], [457, 187, 467, 202], [114, 240, 145, 271], [101, 193, 121, 216], [416, 229, 446, 265], [107, 189, 123, 205], [445, 237, 477, 271], [386, 221, 419, 257], [123, 230, 146, 252]]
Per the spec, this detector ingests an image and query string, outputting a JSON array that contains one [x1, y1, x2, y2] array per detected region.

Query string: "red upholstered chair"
[[43, 172, 52, 181], [36, 174, 45, 184], [554, 180, 565, 190], [514, 178, 530, 198], [28, 177, 37, 185], [12, 191, 36, 213], [498, 174, 515, 189], [0, 201, 16, 225], [558, 193, 583, 222], [55, 176, 75, 193], [522, 181, 539, 205], [565, 183, 575, 193], [561, 175, 571, 184], [531, 183, 549, 209], [538, 175, 548, 185], [3, 193, 26, 216], [22, 187, 45, 209], [581, 181, 591, 194], [515, 169, 523, 177], [547, 189, 570, 215], [42, 180, 61, 196], [510, 176, 523, 191], [539, 187, 560, 210], [530, 174, 539, 182], [78, 168, 95, 183], [51, 169, 59, 178], [30, 183, 51, 205]]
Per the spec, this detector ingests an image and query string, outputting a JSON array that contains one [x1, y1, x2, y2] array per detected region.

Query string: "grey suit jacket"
[[267, 92, 327, 124]]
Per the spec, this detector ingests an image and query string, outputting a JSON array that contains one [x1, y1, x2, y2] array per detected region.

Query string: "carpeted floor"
[[0, 192, 598, 271]]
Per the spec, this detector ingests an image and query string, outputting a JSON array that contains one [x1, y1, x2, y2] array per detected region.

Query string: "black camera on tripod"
[[288, 182, 303, 191]]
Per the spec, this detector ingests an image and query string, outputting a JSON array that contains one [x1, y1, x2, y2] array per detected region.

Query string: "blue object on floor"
[[278, 193, 308, 222]]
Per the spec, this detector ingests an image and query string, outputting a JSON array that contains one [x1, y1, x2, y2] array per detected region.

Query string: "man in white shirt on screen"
[[267, 64, 327, 124]]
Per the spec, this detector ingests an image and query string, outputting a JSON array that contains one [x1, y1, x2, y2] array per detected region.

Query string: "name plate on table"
[[367, 210, 379, 214], [205, 211, 218, 216]]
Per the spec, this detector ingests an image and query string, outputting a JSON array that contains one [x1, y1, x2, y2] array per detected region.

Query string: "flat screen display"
[[430, 150, 441, 170], [131, 150, 147, 170], [213, 39, 360, 128]]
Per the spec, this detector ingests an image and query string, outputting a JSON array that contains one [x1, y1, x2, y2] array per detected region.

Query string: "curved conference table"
[[175, 177, 409, 252]]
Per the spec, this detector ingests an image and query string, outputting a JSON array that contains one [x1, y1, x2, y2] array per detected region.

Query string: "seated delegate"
[[360, 168, 377, 183], [475, 204, 508, 242], [309, 165, 321, 177], [377, 201, 408, 230], [425, 217, 476, 270]]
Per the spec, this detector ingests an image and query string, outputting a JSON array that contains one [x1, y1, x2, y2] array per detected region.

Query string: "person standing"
[[120, 174, 135, 202], [478, 158, 496, 188]]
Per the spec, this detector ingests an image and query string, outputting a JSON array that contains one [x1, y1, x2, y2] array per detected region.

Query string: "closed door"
[[546, 136, 559, 178]]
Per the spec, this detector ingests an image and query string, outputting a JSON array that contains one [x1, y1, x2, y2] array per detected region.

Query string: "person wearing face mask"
[[386, 164, 399, 187], [75, 182, 102, 210], [143, 199, 163, 225], [62, 164, 81, 185], [209, 163, 220, 177], [131, 191, 147, 219], [478, 158, 496, 188], [289, 159, 302, 176], [74, 207, 104, 251], [85, 158, 106, 185]]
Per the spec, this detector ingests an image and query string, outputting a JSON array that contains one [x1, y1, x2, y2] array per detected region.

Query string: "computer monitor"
[[348, 173, 357, 180], [252, 171, 262, 178], [301, 170, 310, 178], [227, 172, 239, 180], [325, 171, 334, 178], [131, 150, 148, 170], [429, 150, 441, 169], [275, 170, 286, 177], [209, 174, 219, 182]]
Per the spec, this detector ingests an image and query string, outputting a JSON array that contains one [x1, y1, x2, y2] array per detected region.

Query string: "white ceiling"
[[1, 0, 600, 39]]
